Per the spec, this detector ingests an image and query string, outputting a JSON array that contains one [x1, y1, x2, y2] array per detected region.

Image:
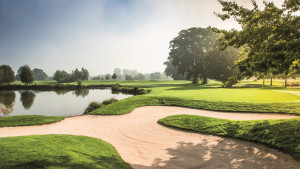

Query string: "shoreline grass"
[[0, 135, 132, 169], [158, 115, 300, 160], [0, 115, 65, 127]]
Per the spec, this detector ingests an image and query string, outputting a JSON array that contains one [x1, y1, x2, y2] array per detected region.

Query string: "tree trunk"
[[285, 78, 287, 88], [202, 77, 208, 85], [192, 76, 198, 84], [270, 78, 272, 86], [263, 77, 265, 85]]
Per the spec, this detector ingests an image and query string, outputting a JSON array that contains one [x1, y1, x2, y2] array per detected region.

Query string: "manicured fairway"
[[151, 86, 300, 103], [0, 135, 131, 169]]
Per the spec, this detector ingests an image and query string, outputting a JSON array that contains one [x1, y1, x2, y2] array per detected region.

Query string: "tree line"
[[53, 68, 89, 83], [91, 68, 171, 81], [0, 65, 90, 85]]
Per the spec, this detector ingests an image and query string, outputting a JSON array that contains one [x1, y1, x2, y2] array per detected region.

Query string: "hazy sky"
[[0, 0, 285, 76]]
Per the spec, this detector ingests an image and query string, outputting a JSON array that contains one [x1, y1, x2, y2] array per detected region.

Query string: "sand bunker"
[[0, 106, 299, 168]]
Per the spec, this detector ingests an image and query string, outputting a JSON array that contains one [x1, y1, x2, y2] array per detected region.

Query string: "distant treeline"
[[91, 68, 172, 81]]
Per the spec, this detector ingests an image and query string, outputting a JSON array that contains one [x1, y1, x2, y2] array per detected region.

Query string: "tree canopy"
[[53, 68, 89, 83], [216, 0, 300, 78], [112, 73, 117, 80], [32, 68, 48, 81], [164, 59, 186, 80], [167, 27, 240, 84], [19, 65, 34, 85], [0, 65, 14, 84]]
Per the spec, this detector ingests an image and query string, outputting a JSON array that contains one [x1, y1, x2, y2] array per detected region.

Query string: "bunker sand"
[[0, 106, 299, 169]]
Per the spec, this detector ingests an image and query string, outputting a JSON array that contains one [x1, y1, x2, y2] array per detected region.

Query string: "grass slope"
[[158, 115, 300, 160], [0, 115, 64, 127], [0, 135, 132, 169], [91, 95, 300, 115]]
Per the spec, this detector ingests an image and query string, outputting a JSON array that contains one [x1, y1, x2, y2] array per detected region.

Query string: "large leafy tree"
[[32, 68, 48, 81], [19, 65, 34, 85], [168, 27, 239, 84], [216, 0, 300, 78], [53, 70, 69, 83], [0, 65, 14, 84]]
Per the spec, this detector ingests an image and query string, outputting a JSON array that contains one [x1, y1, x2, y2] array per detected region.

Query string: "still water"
[[0, 89, 132, 117]]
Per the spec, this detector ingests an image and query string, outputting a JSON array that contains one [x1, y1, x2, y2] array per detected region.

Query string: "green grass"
[[85, 79, 300, 115], [0, 135, 131, 169], [152, 86, 300, 103], [158, 115, 300, 160], [0, 115, 64, 127], [91, 95, 300, 115]]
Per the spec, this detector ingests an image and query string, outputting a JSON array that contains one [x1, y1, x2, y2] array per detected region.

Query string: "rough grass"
[[158, 115, 300, 160], [0, 115, 64, 127], [0, 135, 132, 169]]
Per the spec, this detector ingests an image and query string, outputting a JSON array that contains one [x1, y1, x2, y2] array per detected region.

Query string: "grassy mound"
[[0, 135, 131, 169], [159, 115, 300, 160]]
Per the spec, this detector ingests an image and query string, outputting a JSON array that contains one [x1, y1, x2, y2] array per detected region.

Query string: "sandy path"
[[0, 106, 299, 169]]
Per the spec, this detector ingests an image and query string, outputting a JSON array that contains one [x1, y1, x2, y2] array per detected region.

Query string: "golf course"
[[1, 79, 300, 168], [1, 0, 299, 168]]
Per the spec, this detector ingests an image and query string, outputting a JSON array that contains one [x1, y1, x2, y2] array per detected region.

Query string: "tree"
[[53, 68, 89, 83], [81, 67, 89, 80], [105, 74, 111, 80], [216, 0, 300, 80], [19, 65, 34, 85], [134, 73, 146, 80], [168, 27, 239, 84], [32, 68, 48, 81], [53, 70, 69, 83], [150, 72, 162, 80], [164, 59, 186, 80], [114, 68, 122, 79], [0, 65, 14, 83], [125, 75, 133, 80], [112, 73, 117, 80]]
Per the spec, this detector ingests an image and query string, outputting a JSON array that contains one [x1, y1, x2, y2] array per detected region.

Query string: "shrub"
[[84, 101, 103, 114], [102, 98, 118, 105]]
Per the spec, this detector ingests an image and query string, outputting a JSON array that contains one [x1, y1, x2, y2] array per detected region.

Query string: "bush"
[[102, 98, 118, 105], [84, 101, 103, 114]]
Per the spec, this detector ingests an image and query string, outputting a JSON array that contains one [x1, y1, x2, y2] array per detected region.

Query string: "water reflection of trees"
[[54, 90, 71, 95], [0, 91, 16, 106], [73, 89, 90, 97], [20, 91, 36, 110], [0, 91, 16, 116]]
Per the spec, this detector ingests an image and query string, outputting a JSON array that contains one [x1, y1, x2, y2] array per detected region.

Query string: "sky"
[[0, 0, 286, 76]]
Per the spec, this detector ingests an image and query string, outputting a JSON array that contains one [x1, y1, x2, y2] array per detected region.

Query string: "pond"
[[0, 89, 132, 117]]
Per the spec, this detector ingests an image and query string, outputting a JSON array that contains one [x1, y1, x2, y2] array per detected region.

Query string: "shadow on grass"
[[131, 139, 295, 169]]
